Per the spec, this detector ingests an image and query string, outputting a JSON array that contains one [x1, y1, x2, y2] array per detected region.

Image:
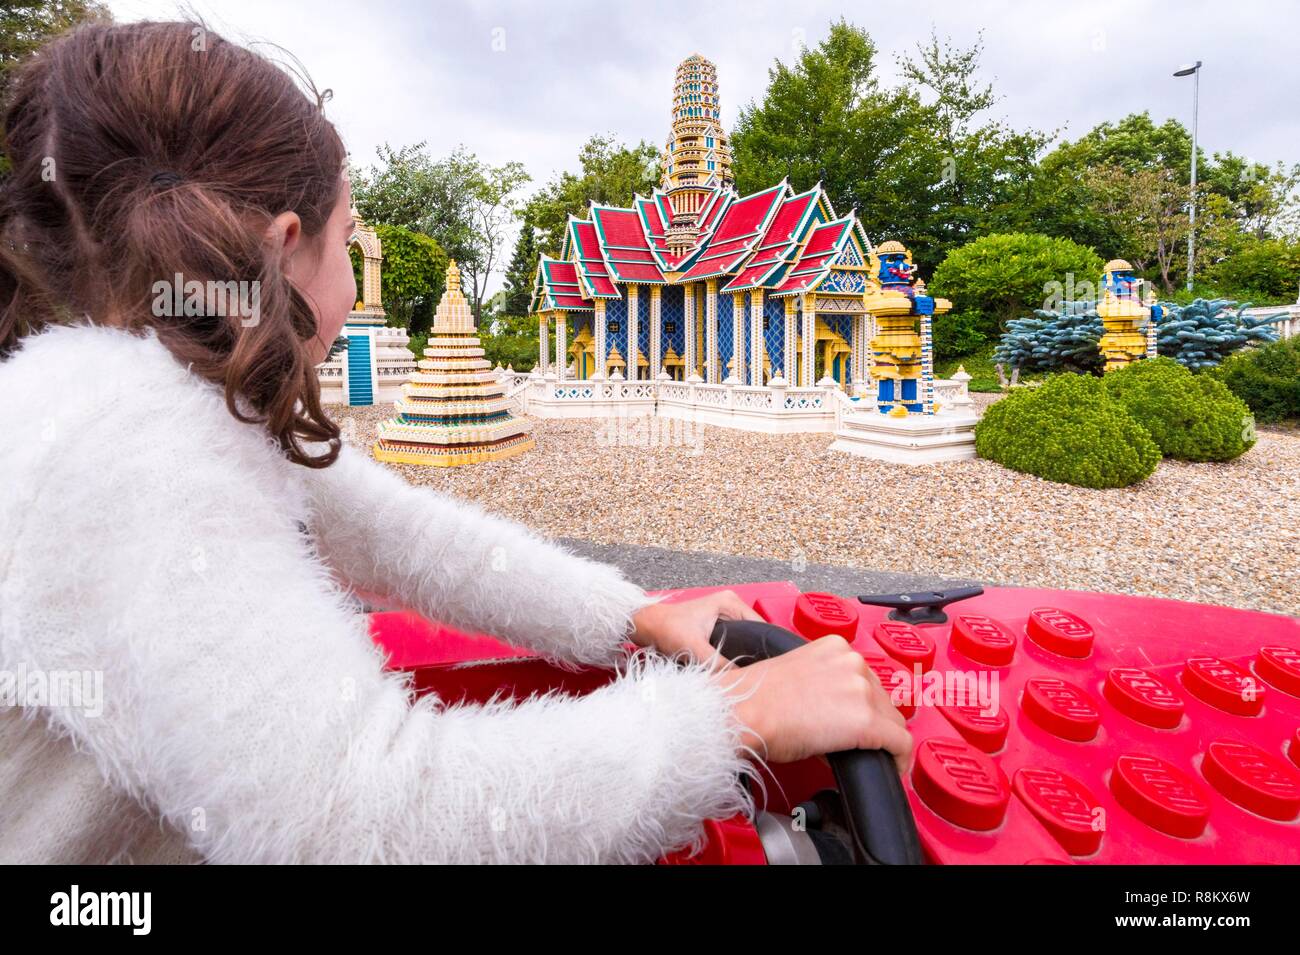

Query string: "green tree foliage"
[[0, 0, 111, 175], [930, 233, 1104, 340], [975, 375, 1160, 488], [1212, 336, 1300, 424], [1204, 238, 1300, 303], [480, 313, 539, 372], [1035, 113, 1300, 293], [502, 217, 538, 316], [1103, 357, 1255, 462], [349, 224, 447, 335], [351, 144, 529, 322], [932, 311, 988, 363], [523, 135, 661, 256], [731, 23, 1049, 272]]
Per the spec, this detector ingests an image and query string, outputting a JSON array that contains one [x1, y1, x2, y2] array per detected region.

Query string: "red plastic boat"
[[370, 581, 1300, 865]]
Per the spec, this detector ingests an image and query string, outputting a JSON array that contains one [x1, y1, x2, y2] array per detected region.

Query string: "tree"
[[0, 1, 110, 90], [895, 29, 1053, 255], [460, 159, 530, 323], [1204, 237, 1300, 302], [731, 23, 920, 253], [0, 0, 111, 175], [1085, 164, 1191, 293], [502, 216, 538, 316], [348, 224, 447, 335], [351, 144, 529, 323], [1203, 155, 1300, 241], [523, 135, 661, 255], [480, 311, 539, 372], [930, 233, 1105, 339], [731, 22, 1051, 271], [1035, 112, 1300, 290]]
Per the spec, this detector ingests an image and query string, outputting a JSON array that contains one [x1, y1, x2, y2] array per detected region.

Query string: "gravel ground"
[[335, 406, 1300, 616]]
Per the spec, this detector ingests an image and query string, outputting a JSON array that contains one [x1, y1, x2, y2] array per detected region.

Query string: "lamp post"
[[1174, 60, 1202, 292]]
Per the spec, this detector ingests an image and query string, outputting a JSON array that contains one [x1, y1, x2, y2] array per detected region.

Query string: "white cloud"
[[103, 0, 1299, 293]]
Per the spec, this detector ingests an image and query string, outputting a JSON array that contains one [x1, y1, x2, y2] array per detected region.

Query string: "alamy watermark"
[[50, 885, 150, 935], [888, 663, 1000, 716], [0, 664, 104, 717], [151, 273, 261, 327], [594, 415, 706, 455]]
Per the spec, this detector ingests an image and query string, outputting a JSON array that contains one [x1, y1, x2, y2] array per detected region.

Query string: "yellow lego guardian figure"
[[864, 240, 951, 415], [1098, 259, 1160, 372]]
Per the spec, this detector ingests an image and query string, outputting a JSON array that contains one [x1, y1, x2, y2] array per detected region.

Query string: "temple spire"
[[661, 53, 733, 254], [374, 260, 534, 466]]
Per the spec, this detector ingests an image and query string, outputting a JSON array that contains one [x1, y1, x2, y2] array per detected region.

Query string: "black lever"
[[710, 618, 923, 865], [857, 585, 984, 625]]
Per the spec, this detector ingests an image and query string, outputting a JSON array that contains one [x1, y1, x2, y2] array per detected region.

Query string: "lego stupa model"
[[373, 261, 535, 466]]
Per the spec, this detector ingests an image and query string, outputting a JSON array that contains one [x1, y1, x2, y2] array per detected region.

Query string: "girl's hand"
[[628, 590, 764, 669], [722, 635, 914, 773]]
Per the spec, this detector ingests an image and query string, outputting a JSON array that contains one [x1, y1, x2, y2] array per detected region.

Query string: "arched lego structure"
[[315, 209, 414, 405]]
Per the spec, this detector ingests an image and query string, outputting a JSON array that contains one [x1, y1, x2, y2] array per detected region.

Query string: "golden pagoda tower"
[[373, 261, 535, 466], [661, 53, 734, 254]]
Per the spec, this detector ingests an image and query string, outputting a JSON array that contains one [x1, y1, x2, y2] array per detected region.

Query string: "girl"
[[0, 21, 910, 864]]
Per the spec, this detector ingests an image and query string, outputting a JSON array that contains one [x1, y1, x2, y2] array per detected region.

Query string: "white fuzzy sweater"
[[0, 324, 756, 864]]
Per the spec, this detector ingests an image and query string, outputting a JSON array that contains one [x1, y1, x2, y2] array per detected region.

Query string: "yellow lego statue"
[[1098, 259, 1160, 372], [864, 240, 951, 415]]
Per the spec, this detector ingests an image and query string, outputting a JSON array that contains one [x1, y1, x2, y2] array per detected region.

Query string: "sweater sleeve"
[[299, 443, 658, 667], [4, 379, 758, 864]]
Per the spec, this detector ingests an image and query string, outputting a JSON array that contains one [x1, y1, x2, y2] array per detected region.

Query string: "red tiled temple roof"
[[590, 204, 667, 285], [568, 218, 619, 298], [530, 257, 594, 312], [720, 186, 821, 293], [529, 180, 866, 312], [769, 216, 856, 297], [676, 182, 788, 282]]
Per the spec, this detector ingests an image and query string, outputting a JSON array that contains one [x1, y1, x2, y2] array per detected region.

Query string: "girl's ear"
[[268, 211, 304, 264]]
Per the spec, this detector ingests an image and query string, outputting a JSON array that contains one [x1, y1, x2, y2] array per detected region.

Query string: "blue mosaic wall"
[[604, 296, 627, 363], [763, 297, 785, 378], [636, 289, 650, 375], [660, 284, 685, 374], [716, 292, 733, 374]]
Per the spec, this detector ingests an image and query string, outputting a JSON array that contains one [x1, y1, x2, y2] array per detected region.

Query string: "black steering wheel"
[[709, 618, 924, 865]]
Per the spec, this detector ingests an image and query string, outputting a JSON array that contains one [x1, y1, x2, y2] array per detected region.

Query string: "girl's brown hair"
[[0, 20, 345, 467]]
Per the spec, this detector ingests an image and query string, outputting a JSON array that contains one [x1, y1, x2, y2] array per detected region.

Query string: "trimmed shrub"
[[930, 233, 1105, 341], [933, 311, 988, 363], [975, 375, 1160, 488], [994, 302, 1104, 375], [1103, 357, 1255, 462], [1212, 336, 1300, 424]]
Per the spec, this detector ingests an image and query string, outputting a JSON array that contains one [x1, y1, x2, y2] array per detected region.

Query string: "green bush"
[[1212, 336, 1300, 424], [1104, 357, 1255, 462], [975, 374, 1160, 488], [933, 311, 988, 363], [1203, 238, 1300, 304], [930, 233, 1105, 341], [481, 313, 539, 372]]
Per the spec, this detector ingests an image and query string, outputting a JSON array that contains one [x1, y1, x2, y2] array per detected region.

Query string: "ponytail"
[[0, 20, 344, 467]]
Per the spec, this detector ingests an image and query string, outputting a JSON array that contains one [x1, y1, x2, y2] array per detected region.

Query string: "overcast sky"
[[104, 0, 1299, 290]]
